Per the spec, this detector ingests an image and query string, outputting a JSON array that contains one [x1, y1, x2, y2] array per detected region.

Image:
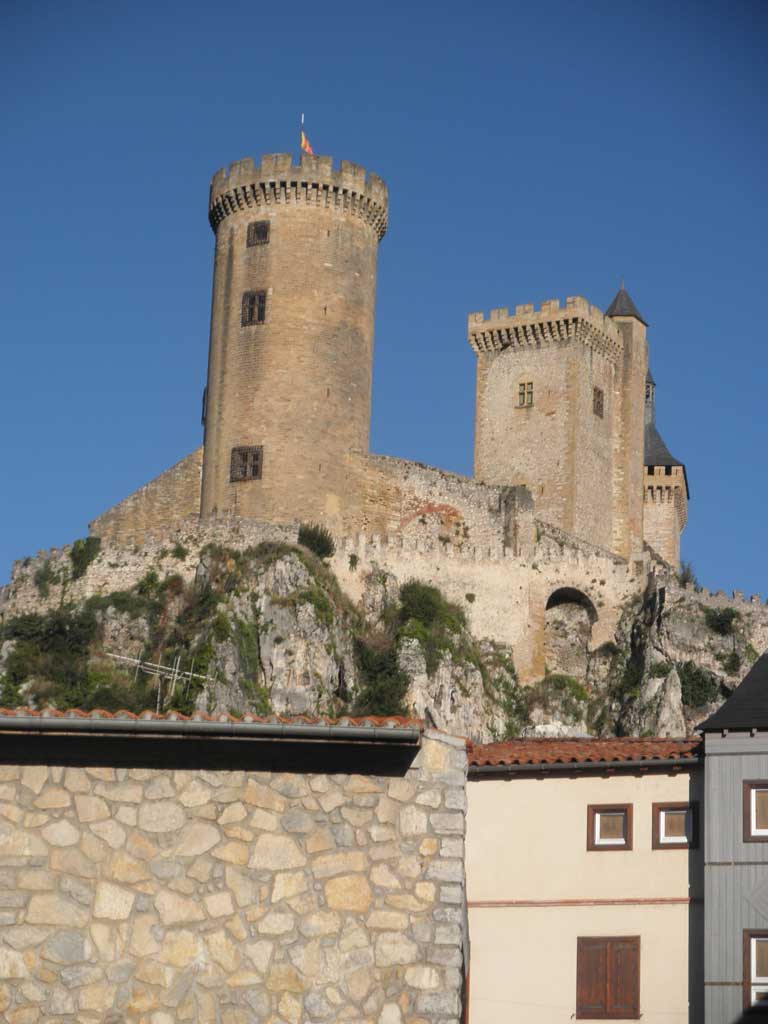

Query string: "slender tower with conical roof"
[[605, 283, 649, 563], [642, 369, 688, 567]]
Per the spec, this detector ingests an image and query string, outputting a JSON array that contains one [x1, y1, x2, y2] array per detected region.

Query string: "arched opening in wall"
[[544, 588, 597, 680]]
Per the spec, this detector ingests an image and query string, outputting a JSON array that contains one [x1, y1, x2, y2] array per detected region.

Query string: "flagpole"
[[299, 112, 304, 162]]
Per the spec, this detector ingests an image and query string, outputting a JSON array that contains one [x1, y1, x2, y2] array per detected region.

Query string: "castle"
[[78, 152, 689, 682], [90, 151, 687, 569]]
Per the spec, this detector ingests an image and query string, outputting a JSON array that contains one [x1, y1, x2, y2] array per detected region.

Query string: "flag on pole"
[[300, 113, 314, 156]]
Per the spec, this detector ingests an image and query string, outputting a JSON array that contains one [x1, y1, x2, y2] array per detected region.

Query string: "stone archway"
[[544, 587, 598, 679]]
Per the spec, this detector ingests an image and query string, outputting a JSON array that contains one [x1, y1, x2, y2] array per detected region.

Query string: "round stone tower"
[[200, 152, 388, 527]]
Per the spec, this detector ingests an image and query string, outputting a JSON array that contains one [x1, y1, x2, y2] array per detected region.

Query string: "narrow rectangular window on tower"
[[246, 221, 270, 247], [241, 291, 267, 326], [229, 446, 263, 482], [526, 382, 533, 406], [593, 387, 604, 418], [518, 383, 526, 406]]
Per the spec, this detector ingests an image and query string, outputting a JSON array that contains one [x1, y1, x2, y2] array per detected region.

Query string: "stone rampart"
[[1, 511, 644, 682], [343, 451, 536, 554], [0, 728, 467, 1022], [89, 449, 203, 547]]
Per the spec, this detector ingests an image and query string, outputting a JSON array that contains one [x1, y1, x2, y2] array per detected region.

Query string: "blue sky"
[[1, 0, 766, 594]]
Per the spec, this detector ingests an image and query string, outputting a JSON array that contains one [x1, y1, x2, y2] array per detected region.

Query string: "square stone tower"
[[468, 290, 648, 560]]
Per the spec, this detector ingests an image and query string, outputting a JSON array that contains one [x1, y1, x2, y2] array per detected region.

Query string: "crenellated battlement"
[[208, 153, 388, 238], [467, 295, 623, 360]]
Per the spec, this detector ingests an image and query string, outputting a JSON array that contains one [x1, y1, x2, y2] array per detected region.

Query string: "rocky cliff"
[[0, 535, 764, 743]]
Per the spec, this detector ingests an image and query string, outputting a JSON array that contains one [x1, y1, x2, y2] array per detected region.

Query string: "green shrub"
[[85, 589, 157, 620], [33, 560, 56, 598], [717, 650, 742, 675], [465, 593, 476, 604], [69, 537, 101, 580], [703, 606, 740, 636], [212, 613, 232, 643], [596, 640, 619, 657], [352, 638, 409, 716], [298, 523, 335, 560], [527, 674, 589, 724], [137, 569, 160, 596], [348, 553, 359, 571], [249, 686, 272, 717], [399, 581, 465, 633], [1, 608, 98, 707], [171, 542, 189, 561], [648, 661, 673, 678], [678, 661, 719, 707], [678, 561, 699, 588]]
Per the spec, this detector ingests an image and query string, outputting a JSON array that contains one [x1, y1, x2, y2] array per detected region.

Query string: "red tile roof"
[[0, 707, 423, 730], [468, 736, 702, 769]]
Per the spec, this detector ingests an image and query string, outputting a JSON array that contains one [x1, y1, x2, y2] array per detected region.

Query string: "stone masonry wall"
[[342, 452, 534, 553], [0, 730, 467, 1023], [89, 449, 203, 547]]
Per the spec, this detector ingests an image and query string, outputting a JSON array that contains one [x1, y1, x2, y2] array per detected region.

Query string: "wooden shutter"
[[577, 938, 608, 1018], [608, 937, 640, 1018], [577, 937, 640, 1019]]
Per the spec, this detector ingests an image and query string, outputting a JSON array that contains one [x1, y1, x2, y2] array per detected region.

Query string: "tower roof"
[[699, 652, 768, 731], [646, 367, 656, 386], [606, 286, 647, 326], [644, 422, 682, 468]]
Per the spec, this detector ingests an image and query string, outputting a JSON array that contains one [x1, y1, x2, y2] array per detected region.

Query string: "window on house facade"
[[587, 805, 633, 851], [744, 931, 768, 1008], [241, 291, 267, 326], [229, 446, 263, 482], [518, 382, 533, 407], [577, 936, 640, 1020], [652, 802, 697, 849], [744, 782, 768, 842], [246, 220, 270, 246], [593, 386, 604, 418]]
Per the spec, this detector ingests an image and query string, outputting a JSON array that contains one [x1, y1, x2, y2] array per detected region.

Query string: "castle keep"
[[201, 155, 387, 525]]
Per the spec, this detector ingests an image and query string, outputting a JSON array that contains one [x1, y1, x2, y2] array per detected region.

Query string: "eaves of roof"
[[468, 736, 702, 774]]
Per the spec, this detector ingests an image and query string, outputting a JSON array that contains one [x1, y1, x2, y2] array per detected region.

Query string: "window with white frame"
[[743, 782, 768, 842], [652, 802, 697, 849], [745, 931, 768, 1008], [587, 804, 632, 851]]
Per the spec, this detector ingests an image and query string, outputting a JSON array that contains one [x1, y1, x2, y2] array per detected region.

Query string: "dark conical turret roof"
[[606, 286, 647, 326], [646, 368, 655, 386], [645, 423, 683, 468], [699, 652, 768, 731]]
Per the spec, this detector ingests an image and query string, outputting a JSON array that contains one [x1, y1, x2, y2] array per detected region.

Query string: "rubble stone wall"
[[0, 730, 467, 1023]]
